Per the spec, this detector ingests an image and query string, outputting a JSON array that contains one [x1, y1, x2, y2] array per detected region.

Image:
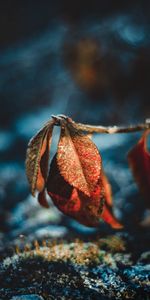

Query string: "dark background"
[[0, 0, 150, 249]]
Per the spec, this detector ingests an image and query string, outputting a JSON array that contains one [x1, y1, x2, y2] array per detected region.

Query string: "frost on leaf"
[[128, 130, 150, 207], [25, 120, 54, 196], [57, 125, 101, 196]]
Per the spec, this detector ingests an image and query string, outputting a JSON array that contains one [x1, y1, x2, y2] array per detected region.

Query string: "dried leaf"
[[101, 206, 123, 229], [57, 125, 101, 196], [46, 156, 122, 228], [47, 155, 104, 226], [128, 130, 150, 207], [26, 120, 54, 196], [25, 116, 122, 228], [101, 170, 112, 207], [100, 170, 122, 229], [38, 190, 49, 208]]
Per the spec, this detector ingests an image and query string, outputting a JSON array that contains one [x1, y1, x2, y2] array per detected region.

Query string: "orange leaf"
[[38, 190, 49, 208], [128, 130, 150, 207], [57, 125, 101, 196], [101, 170, 112, 207], [100, 170, 122, 229], [101, 206, 123, 229]]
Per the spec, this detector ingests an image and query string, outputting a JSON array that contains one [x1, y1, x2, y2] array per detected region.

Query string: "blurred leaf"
[[128, 130, 150, 207]]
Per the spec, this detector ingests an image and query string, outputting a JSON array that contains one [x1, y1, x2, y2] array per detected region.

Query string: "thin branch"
[[72, 122, 150, 134], [52, 115, 150, 134]]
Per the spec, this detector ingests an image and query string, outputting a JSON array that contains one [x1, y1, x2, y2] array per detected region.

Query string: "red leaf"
[[57, 125, 101, 196], [100, 170, 122, 229], [46, 156, 122, 228], [47, 155, 104, 226], [101, 170, 112, 207], [128, 130, 150, 207], [101, 206, 123, 229], [38, 190, 49, 208]]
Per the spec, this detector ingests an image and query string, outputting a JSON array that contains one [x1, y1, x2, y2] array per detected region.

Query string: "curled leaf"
[[46, 156, 122, 228], [101, 170, 112, 207], [38, 189, 49, 208], [100, 169, 122, 229], [57, 125, 101, 196], [128, 130, 150, 207], [101, 206, 123, 229], [25, 115, 122, 228], [25, 120, 54, 196], [47, 155, 104, 227]]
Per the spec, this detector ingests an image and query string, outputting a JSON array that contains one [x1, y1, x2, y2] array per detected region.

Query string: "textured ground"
[[0, 235, 150, 300], [0, 193, 149, 299]]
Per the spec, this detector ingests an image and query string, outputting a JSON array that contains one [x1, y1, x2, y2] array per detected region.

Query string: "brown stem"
[[52, 115, 150, 134], [72, 122, 150, 134]]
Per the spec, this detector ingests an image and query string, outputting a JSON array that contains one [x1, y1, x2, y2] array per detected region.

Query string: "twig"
[[72, 122, 150, 134], [52, 115, 150, 134]]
